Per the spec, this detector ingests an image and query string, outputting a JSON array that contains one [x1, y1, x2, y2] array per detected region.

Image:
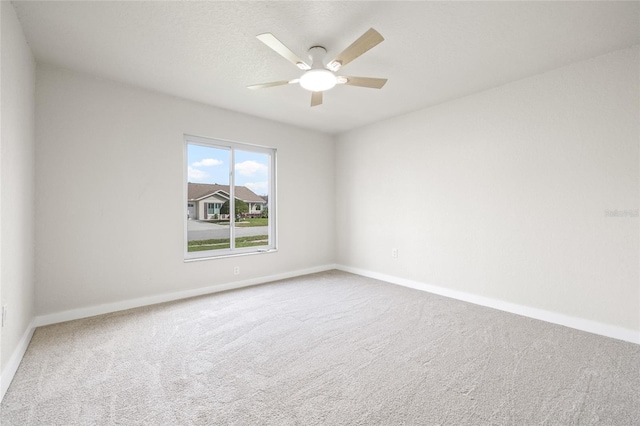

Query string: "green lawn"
[[199, 218, 268, 227], [187, 235, 268, 252], [236, 218, 268, 227]]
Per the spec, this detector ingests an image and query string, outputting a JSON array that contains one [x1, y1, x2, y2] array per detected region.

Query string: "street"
[[187, 220, 268, 241]]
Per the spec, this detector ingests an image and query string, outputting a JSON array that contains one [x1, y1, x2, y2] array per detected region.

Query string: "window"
[[206, 203, 221, 215], [184, 135, 276, 260]]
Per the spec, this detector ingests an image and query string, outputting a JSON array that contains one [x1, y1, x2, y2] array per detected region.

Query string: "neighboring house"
[[187, 182, 266, 220]]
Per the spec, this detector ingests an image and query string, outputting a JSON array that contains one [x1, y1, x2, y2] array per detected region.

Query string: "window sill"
[[184, 248, 277, 263]]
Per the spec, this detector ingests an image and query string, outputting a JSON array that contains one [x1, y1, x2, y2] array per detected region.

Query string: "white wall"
[[0, 2, 36, 373], [35, 64, 335, 315], [336, 47, 639, 333]]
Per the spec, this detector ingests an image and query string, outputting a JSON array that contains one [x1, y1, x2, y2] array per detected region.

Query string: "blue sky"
[[187, 144, 269, 195]]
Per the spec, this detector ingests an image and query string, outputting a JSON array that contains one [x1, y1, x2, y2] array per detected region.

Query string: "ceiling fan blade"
[[327, 28, 384, 71], [247, 80, 292, 90], [341, 76, 388, 89], [311, 91, 323, 107], [256, 33, 311, 70]]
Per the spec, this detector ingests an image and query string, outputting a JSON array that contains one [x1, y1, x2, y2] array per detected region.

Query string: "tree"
[[220, 199, 249, 216]]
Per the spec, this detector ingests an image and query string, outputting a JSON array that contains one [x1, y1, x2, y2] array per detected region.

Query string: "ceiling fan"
[[248, 28, 387, 107]]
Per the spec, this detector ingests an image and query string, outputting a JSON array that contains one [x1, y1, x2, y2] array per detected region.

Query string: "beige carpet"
[[1, 270, 639, 425]]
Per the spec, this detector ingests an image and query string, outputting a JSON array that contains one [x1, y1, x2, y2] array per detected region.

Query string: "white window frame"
[[184, 134, 277, 261]]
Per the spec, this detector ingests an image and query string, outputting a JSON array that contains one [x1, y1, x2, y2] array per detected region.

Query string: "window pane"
[[187, 144, 231, 252], [234, 150, 270, 250]]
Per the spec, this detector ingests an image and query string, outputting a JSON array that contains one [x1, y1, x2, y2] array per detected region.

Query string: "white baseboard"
[[336, 264, 640, 345], [4, 263, 635, 405], [34, 264, 336, 327], [1, 318, 36, 401]]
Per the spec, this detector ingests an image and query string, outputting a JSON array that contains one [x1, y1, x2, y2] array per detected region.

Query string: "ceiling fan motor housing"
[[307, 46, 328, 69]]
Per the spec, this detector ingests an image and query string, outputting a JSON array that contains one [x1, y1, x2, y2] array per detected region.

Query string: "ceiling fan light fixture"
[[299, 69, 337, 92]]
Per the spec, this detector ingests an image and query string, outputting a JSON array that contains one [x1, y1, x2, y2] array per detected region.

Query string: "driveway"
[[187, 220, 268, 241]]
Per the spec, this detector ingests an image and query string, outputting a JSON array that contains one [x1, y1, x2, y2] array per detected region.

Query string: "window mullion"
[[229, 148, 235, 250]]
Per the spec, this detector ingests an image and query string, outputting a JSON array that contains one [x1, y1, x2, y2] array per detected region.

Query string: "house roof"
[[188, 183, 265, 203]]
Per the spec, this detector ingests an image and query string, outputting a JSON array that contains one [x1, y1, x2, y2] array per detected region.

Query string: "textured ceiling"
[[12, 1, 640, 135]]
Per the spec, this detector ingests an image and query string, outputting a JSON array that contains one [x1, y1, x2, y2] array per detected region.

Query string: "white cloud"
[[245, 181, 268, 195], [192, 158, 223, 167], [188, 166, 209, 181], [235, 160, 267, 177]]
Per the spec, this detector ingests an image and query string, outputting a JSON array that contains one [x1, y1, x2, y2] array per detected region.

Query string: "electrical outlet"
[[392, 248, 398, 258], [2, 305, 7, 327], [234, 266, 240, 275]]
